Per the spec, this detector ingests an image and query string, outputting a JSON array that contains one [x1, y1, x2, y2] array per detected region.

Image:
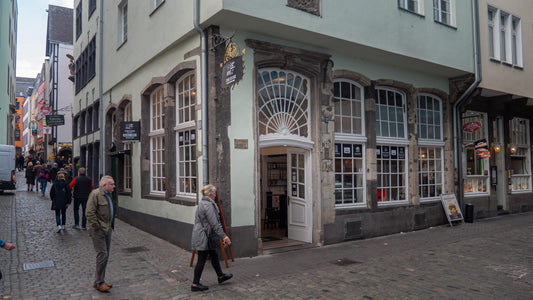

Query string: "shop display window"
[[462, 111, 489, 195], [509, 118, 531, 192]]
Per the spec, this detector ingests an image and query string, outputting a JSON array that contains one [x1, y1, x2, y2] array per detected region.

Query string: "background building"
[[15, 77, 33, 154], [0, 0, 18, 145], [457, 0, 533, 217], [72, 0, 100, 184], [45, 4, 74, 162]]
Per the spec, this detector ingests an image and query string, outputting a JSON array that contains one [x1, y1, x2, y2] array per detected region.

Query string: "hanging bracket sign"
[[220, 41, 245, 89], [462, 121, 482, 132]]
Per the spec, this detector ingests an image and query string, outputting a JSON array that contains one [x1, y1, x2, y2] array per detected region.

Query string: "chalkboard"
[[440, 193, 464, 226]]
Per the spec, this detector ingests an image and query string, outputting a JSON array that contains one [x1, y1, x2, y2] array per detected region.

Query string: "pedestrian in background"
[[86, 175, 116, 293], [25, 162, 35, 191], [33, 161, 42, 192], [49, 163, 59, 185], [37, 165, 49, 196], [69, 167, 93, 229], [50, 173, 71, 233], [190, 184, 232, 292]]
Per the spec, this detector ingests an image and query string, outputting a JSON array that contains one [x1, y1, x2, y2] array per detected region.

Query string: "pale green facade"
[[0, 0, 18, 145], [80, 0, 477, 256]]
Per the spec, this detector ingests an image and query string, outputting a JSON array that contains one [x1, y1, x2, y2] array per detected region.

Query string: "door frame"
[[286, 147, 313, 243]]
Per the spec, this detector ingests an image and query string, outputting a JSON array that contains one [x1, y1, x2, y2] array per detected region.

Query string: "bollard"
[[465, 203, 474, 223]]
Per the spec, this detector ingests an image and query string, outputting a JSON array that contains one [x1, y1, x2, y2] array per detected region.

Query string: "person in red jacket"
[[69, 167, 93, 230]]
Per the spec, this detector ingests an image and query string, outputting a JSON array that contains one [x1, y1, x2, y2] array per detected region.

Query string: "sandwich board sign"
[[440, 193, 464, 226]]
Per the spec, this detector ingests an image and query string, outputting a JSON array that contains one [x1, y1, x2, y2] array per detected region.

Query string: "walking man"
[[69, 168, 93, 229], [86, 175, 116, 292]]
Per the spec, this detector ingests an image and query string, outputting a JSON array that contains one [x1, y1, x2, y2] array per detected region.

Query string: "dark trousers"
[[73, 198, 88, 228], [89, 228, 112, 286], [55, 208, 67, 226], [193, 249, 224, 284]]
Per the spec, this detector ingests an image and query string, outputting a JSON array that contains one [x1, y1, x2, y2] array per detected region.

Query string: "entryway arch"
[[257, 68, 313, 247]]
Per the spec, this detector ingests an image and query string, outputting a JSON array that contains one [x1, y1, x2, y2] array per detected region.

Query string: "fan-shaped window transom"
[[257, 68, 310, 141]]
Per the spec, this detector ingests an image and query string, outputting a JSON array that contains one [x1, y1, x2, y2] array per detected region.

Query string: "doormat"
[[261, 236, 282, 242]]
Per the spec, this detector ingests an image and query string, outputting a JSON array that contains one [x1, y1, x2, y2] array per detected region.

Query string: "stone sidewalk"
[[1, 171, 532, 299]]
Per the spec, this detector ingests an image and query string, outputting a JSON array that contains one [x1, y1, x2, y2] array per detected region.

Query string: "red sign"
[[462, 121, 482, 133]]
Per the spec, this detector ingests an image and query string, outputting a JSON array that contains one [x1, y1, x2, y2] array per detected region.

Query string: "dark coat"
[[25, 166, 35, 184], [50, 180, 72, 210]]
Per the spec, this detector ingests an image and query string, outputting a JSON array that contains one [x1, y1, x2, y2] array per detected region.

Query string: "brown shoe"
[[93, 284, 111, 292], [93, 283, 113, 289]]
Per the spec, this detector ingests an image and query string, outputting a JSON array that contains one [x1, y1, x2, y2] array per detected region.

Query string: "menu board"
[[440, 193, 464, 226]]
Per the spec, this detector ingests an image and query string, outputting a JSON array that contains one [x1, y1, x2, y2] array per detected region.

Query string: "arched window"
[[418, 94, 444, 200], [376, 87, 408, 204], [175, 72, 197, 196], [333, 79, 366, 207], [123, 102, 132, 192], [257, 68, 310, 146], [150, 86, 165, 193]]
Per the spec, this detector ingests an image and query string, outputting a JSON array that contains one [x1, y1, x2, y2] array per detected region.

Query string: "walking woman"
[[25, 162, 35, 191], [190, 184, 233, 291], [50, 173, 72, 233]]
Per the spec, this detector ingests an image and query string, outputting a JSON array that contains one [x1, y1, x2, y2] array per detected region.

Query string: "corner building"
[[84, 0, 485, 257]]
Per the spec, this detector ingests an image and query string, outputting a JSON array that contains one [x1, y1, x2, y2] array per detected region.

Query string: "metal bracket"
[[211, 32, 235, 51]]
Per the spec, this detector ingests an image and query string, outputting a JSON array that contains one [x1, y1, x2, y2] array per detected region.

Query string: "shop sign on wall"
[[121, 121, 141, 141], [45, 115, 65, 126], [221, 41, 245, 89]]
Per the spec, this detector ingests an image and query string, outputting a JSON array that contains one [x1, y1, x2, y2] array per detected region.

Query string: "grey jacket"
[[191, 196, 227, 251]]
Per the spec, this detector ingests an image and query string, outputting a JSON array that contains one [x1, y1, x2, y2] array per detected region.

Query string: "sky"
[[16, 0, 74, 78]]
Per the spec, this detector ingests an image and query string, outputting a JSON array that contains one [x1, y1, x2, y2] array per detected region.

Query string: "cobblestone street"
[[1, 171, 532, 299]]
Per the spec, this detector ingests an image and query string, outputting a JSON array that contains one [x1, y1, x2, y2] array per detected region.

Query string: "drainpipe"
[[453, 0, 481, 208], [99, 0, 104, 179], [194, 0, 209, 186]]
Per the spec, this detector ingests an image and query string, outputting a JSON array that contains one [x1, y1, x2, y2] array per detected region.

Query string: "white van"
[[0, 145, 16, 192]]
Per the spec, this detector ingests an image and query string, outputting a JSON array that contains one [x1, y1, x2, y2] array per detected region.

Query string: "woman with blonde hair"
[[190, 184, 232, 291], [25, 162, 35, 191]]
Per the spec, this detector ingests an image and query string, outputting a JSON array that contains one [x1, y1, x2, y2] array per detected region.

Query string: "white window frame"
[[334, 142, 367, 208], [175, 72, 197, 197], [511, 16, 523, 67], [333, 79, 365, 137], [257, 68, 312, 149], [376, 87, 407, 139], [123, 102, 132, 192], [509, 118, 531, 193], [376, 141, 409, 206], [398, 0, 422, 14], [418, 93, 443, 141], [488, 7, 496, 58], [462, 111, 489, 197], [150, 86, 165, 194], [418, 94, 445, 201], [433, 0, 454, 26], [333, 79, 367, 208], [488, 5, 523, 67], [151, 0, 165, 12], [118, 1, 128, 46]]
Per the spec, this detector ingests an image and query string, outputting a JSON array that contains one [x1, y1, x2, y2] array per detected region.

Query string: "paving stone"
[[0, 170, 532, 299]]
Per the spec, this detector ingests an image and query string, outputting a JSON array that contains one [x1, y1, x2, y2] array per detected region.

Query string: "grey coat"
[[191, 196, 227, 251]]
